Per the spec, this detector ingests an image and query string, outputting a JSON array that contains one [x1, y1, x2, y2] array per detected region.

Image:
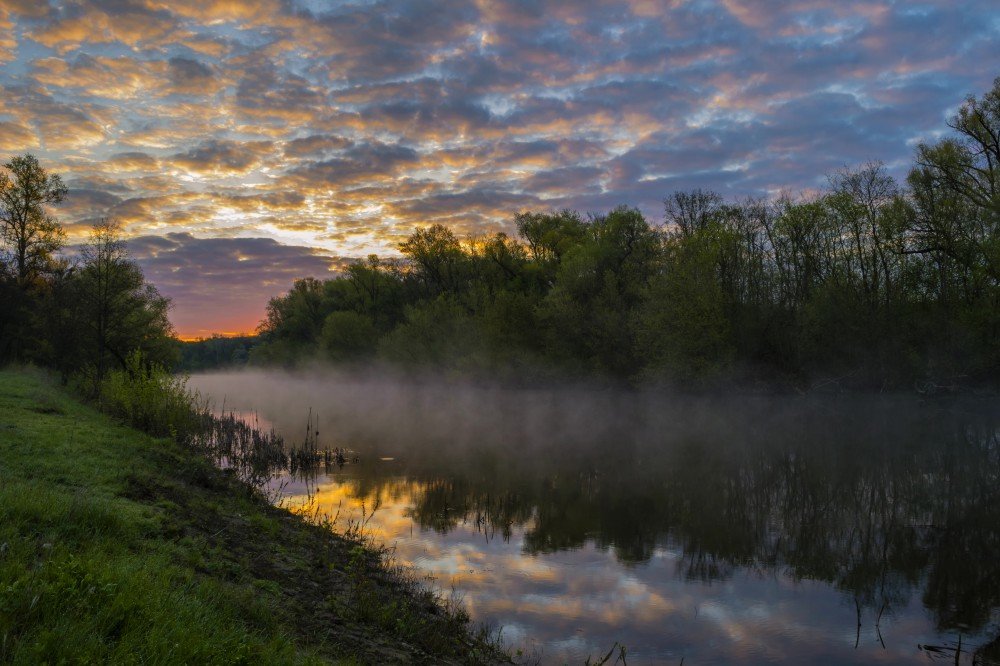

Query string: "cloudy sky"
[[1, 0, 997, 337]]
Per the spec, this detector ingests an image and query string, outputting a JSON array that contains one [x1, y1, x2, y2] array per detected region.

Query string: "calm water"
[[190, 370, 1000, 664]]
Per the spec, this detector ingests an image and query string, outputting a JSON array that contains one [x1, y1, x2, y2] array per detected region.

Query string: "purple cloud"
[[1, 0, 996, 334]]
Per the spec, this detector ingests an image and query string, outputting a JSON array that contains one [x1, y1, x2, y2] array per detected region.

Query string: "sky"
[[1, 0, 997, 338]]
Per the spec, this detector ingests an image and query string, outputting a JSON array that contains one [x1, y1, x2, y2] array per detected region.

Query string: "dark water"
[[190, 371, 1000, 664]]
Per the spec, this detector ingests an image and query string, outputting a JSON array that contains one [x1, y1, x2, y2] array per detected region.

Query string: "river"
[[189, 370, 1000, 665]]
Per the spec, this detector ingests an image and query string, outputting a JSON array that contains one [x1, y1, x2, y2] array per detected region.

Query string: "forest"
[[250, 79, 1000, 389], [4, 78, 999, 391]]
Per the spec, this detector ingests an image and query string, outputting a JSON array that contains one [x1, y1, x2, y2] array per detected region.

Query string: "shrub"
[[99, 350, 206, 441]]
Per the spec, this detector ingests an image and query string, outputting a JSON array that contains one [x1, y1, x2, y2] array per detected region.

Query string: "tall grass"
[[193, 410, 289, 491], [99, 350, 206, 441], [97, 351, 355, 493]]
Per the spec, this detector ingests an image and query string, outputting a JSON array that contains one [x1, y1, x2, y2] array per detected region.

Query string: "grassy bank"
[[0, 367, 504, 664]]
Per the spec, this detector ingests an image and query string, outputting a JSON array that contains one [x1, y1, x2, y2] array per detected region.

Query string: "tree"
[[916, 77, 1000, 217], [345, 254, 407, 329], [538, 207, 659, 376], [0, 154, 67, 285], [664, 189, 723, 237], [514, 210, 587, 264], [321, 310, 378, 361], [512, 210, 588, 295], [911, 78, 1000, 289], [36, 259, 81, 382], [398, 224, 464, 294], [639, 221, 733, 382], [828, 162, 903, 305], [906, 79, 1000, 378], [258, 277, 327, 343], [76, 220, 174, 391]]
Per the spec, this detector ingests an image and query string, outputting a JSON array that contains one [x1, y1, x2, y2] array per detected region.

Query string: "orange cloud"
[[0, 0, 992, 335]]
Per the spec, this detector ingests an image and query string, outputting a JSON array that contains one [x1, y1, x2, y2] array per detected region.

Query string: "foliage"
[[378, 296, 480, 369], [251, 78, 1000, 389], [321, 310, 378, 361], [175, 334, 259, 371], [0, 189, 174, 384], [638, 226, 733, 381], [0, 155, 67, 362], [99, 350, 205, 440], [75, 220, 176, 392]]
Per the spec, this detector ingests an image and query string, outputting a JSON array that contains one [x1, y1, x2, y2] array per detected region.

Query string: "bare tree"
[[664, 189, 723, 236]]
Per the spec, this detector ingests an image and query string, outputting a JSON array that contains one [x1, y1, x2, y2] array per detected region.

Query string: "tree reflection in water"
[[315, 396, 1000, 660], [190, 371, 1000, 662]]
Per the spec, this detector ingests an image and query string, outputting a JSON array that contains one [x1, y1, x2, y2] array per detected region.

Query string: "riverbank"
[[0, 367, 505, 664]]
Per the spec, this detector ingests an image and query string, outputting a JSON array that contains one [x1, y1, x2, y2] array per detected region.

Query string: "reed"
[[95, 364, 508, 662], [98, 356, 358, 494]]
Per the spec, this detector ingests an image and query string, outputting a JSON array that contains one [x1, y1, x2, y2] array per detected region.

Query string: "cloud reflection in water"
[[192, 370, 1000, 664]]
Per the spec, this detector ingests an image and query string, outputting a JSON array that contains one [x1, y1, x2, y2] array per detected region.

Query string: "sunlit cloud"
[[1, 0, 996, 336]]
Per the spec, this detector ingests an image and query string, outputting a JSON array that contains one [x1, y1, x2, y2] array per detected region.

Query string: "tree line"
[[254, 78, 1000, 389], [0, 154, 174, 392], [5, 77, 998, 391]]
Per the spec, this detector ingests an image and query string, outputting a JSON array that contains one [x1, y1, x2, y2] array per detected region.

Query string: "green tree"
[[480, 232, 527, 283], [538, 207, 659, 376], [910, 78, 1000, 298], [639, 224, 733, 382], [916, 77, 1000, 220], [514, 210, 587, 264], [345, 254, 408, 330], [258, 277, 327, 344], [398, 224, 465, 295], [76, 220, 174, 392], [664, 189, 723, 237], [321, 310, 378, 361], [0, 154, 67, 362], [378, 296, 480, 369], [907, 78, 1000, 377], [35, 260, 81, 382]]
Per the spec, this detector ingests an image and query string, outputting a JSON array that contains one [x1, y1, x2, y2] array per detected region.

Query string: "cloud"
[[106, 151, 160, 171], [28, 1, 180, 53], [59, 187, 124, 222], [0, 8, 17, 64], [167, 56, 218, 95], [281, 141, 421, 188], [230, 52, 327, 123], [2, 0, 997, 333], [170, 139, 275, 175], [127, 232, 344, 337], [0, 120, 38, 151], [32, 54, 165, 100], [282, 134, 353, 158], [2, 85, 109, 149]]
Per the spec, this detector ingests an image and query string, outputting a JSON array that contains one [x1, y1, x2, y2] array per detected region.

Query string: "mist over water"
[[189, 369, 1000, 665]]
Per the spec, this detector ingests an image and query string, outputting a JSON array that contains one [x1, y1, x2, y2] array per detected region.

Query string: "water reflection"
[[190, 371, 1000, 664]]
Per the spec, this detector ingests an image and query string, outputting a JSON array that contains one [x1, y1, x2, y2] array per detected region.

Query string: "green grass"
[[0, 367, 504, 664]]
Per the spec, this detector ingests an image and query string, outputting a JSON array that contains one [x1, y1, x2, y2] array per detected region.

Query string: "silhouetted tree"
[[0, 154, 67, 362], [0, 154, 67, 286], [76, 220, 174, 392]]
